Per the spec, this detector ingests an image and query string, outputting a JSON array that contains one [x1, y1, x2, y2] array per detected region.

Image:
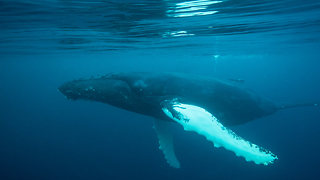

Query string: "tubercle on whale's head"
[[58, 81, 81, 101]]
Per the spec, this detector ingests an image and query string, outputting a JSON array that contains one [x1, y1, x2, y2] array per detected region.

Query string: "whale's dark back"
[[93, 72, 279, 126]]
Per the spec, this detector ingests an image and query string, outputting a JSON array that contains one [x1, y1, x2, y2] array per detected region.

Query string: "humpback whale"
[[58, 72, 318, 168]]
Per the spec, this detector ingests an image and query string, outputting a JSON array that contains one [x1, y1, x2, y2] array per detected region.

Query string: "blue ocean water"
[[0, 0, 320, 179]]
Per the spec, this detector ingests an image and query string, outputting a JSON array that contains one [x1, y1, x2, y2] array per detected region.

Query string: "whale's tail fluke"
[[277, 101, 319, 110]]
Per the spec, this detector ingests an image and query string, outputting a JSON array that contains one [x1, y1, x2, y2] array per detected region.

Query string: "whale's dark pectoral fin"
[[153, 118, 180, 168], [161, 99, 278, 166]]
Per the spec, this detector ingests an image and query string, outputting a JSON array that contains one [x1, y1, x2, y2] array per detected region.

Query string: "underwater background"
[[1, 0, 320, 179]]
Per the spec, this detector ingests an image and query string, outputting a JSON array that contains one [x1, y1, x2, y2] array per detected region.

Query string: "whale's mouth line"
[[64, 94, 78, 101], [114, 82, 143, 104]]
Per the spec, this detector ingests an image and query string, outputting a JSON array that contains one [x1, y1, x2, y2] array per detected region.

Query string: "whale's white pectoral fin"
[[153, 118, 181, 168], [161, 99, 278, 165]]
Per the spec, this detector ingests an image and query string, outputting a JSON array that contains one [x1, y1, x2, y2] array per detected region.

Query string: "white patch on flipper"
[[153, 118, 180, 168], [162, 103, 278, 165]]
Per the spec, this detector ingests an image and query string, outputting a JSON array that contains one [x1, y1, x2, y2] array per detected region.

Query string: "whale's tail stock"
[[276, 100, 319, 110]]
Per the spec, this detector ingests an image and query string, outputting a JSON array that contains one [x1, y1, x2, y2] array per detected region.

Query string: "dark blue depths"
[[1, 0, 320, 180]]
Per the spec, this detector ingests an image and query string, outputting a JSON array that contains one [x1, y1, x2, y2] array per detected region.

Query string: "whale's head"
[[58, 75, 140, 105], [58, 74, 165, 117]]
